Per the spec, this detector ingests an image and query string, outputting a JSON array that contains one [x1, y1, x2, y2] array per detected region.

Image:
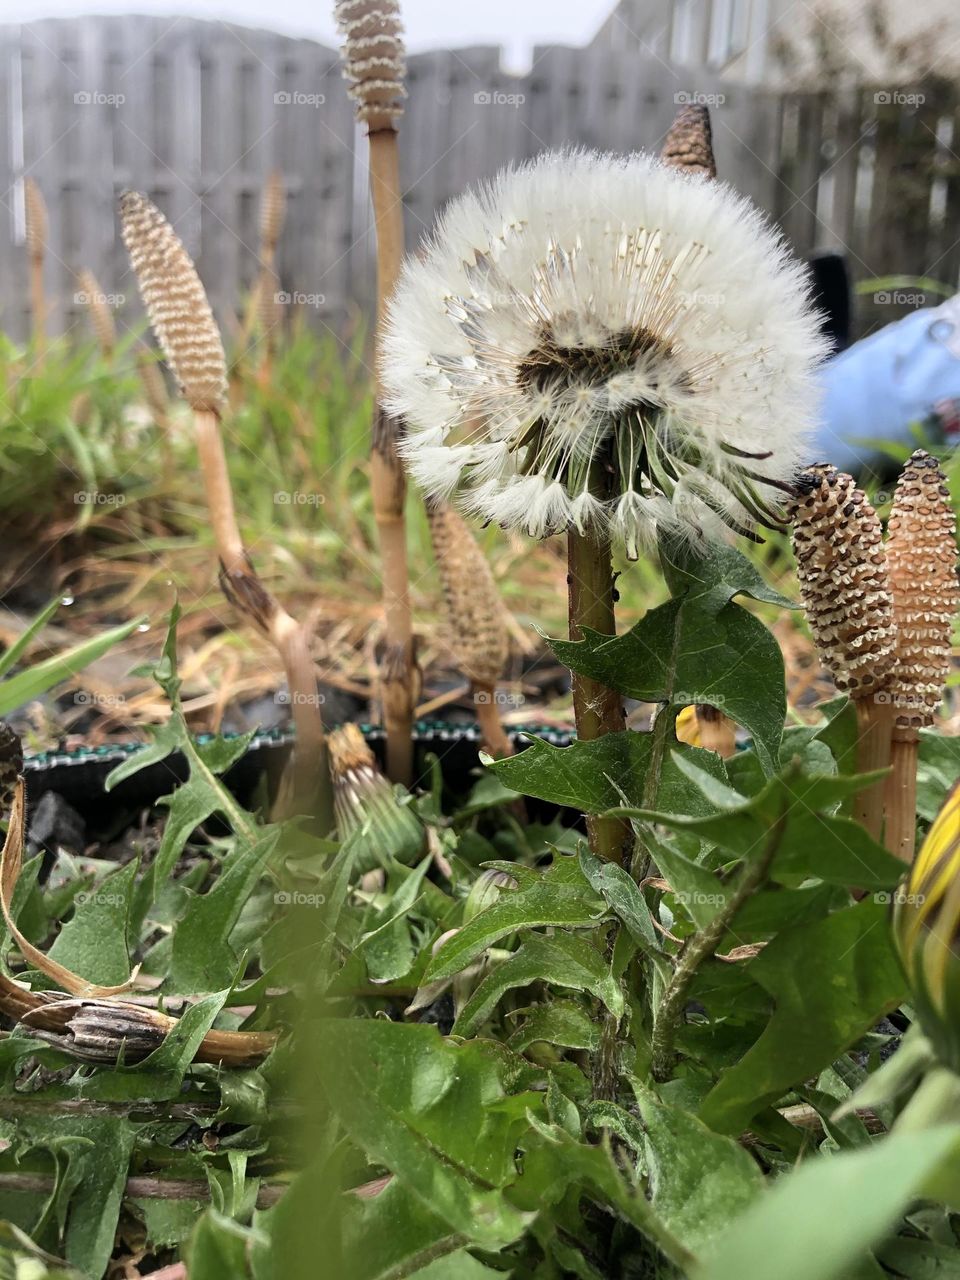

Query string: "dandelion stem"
[[567, 516, 629, 864]]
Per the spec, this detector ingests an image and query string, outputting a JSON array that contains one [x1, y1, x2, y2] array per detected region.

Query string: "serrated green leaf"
[[509, 1000, 600, 1053], [699, 900, 906, 1135], [490, 732, 729, 817], [168, 827, 281, 994], [612, 764, 906, 892], [425, 857, 605, 983], [454, 932, 623, 1037], [658, 537, 797, 614], [320, 1020, 537, 1250], [580, 850, 658, 950], [631, 1083, 763, 1253], [550, 587, 785, 773], [46, 860, 138, 987]]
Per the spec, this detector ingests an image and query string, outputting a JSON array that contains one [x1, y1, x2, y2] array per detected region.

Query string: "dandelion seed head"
[[383, 150, 827, 549]]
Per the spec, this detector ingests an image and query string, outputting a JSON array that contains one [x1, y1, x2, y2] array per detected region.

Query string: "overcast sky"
[[1, 0, 616, 69]]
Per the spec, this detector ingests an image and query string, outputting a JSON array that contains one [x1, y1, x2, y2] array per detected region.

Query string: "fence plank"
[[2, 16, 957, 344]]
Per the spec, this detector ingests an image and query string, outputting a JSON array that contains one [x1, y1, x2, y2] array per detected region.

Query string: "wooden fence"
[[0, 16, 958, 343]]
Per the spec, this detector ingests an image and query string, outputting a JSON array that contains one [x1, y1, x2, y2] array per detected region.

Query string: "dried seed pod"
[[77, 268, 117, 355], [427, 502, 509, 689], [660, 104, 717, 178], [24, 177, 47, 260], [789, 463, 897, 696], [886, 449, 959, 727], [22, 998, 169, 1064], [259, 169, 286, 254], [334, 0, 406, 129], [327, 722, 423, 868], [119, 191, 227, 413]]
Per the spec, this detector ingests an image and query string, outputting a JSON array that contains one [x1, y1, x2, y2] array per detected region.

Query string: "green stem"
[[650, 801, 788, 1082]]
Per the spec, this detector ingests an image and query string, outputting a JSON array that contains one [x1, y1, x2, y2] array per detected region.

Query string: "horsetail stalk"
[[24, 177, 47, 361], [119, 190, 331, 822], [335, 0, 416, 784]]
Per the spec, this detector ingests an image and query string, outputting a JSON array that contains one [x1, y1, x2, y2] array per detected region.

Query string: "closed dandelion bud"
[[24, 177, 47, 261], [119, 191, 227, 413], [463, 868, 519, 923], [789, 464, 897, 697], [894, 782, 960, 1070], [427, 502, 509, 689], [660, 104, 717, 178], [886, 450, 959, 728], [334, 0, 406, 130], [77, 269, 117, 355], [260, 170, 286, 254], [328, 723, 423, 870]]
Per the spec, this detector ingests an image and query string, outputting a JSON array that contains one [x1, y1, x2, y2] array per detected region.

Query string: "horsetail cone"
[[886, 450, 959, 728], [119, 192, 227, 413], [24, 177, 47, 260], [77, 269, 117, 356], [789, 465, 897, 697], [660, 104, 717, 178], [334, 0, 406, 130], [427, 503, 509, 689]]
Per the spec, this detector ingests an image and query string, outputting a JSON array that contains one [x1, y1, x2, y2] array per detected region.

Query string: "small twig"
[[0, 1172, 285, 1207], [0, 1096, 300, 1121], [650, 800, 788, 1082]]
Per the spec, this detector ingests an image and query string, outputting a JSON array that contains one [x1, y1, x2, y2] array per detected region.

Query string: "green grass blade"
[[0, 616, 145, 718], [0, 596, 63, 679]]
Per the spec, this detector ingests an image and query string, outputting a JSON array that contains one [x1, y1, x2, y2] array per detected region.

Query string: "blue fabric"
[[814, 295, 960, 472]]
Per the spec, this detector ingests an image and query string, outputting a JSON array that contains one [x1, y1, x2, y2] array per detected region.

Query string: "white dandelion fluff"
[[381, 150, 828, 556]]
